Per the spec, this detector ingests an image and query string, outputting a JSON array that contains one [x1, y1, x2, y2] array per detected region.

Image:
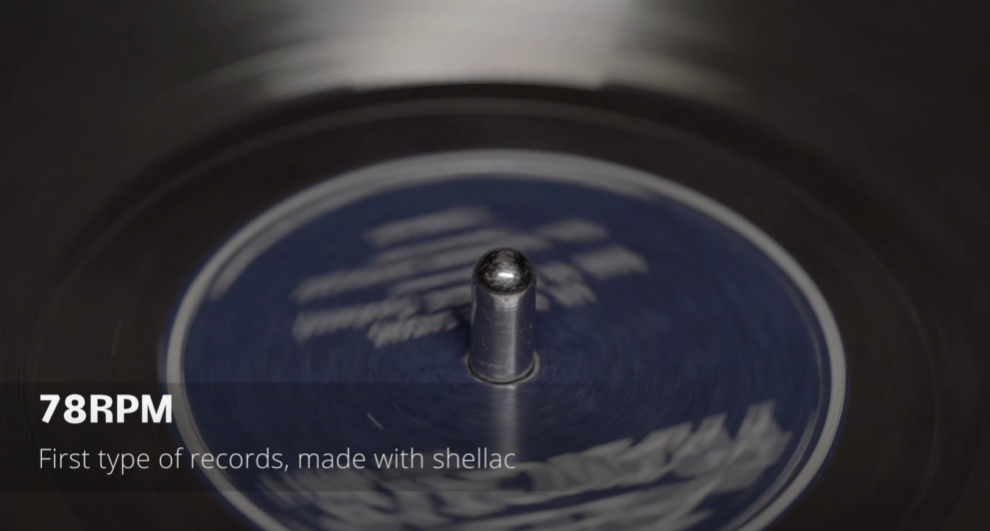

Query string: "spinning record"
[[1, 3, 988, 531], [3, 83, 986, 531], [163, 150, 844, 531]]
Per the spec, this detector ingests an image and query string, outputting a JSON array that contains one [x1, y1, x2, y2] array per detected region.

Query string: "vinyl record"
[[1, 3, 987, 531]]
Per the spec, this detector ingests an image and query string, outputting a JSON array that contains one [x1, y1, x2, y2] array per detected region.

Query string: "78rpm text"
[[40, 394, 172, 424]]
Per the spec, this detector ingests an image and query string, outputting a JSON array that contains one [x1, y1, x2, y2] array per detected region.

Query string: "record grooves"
[[1, 4, 988, 531]]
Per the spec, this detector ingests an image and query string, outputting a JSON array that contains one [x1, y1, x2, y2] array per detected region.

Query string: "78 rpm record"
[[1, 3, 989, 531], [163, 150, 844, 531]]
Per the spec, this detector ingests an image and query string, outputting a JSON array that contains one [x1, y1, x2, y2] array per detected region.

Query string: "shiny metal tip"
[[469, 248, 537, 384], [475, 248, 535, 295]]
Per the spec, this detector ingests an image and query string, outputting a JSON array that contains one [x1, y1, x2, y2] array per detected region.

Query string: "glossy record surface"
[[0, 2, 987, 531]]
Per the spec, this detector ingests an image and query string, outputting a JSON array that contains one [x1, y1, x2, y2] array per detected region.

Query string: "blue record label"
[[163, 150, 845, 531]]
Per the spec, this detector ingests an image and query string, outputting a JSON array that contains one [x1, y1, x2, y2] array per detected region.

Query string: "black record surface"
[[1, 2, 988, 531]]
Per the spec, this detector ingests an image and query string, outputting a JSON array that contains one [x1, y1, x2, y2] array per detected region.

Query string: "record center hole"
[[464, 352, 539, 386]]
